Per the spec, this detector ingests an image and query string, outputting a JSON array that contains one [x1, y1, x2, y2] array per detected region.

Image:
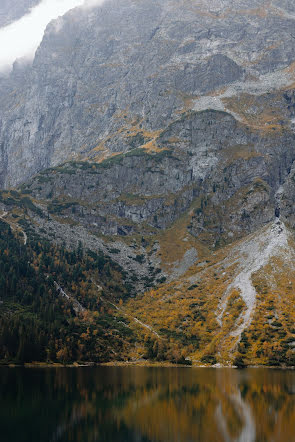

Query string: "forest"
[[0, 217, 190, 365], [0, 218, 137, 364]]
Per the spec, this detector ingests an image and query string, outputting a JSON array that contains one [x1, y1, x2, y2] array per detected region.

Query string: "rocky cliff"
[[1, 0, 295, 187]]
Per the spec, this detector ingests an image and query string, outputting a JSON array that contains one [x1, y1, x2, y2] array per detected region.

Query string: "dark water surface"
[[1, 367, 295, 442]]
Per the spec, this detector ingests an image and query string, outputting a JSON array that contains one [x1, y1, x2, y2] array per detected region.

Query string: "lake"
[[1, 366, 295, 441]]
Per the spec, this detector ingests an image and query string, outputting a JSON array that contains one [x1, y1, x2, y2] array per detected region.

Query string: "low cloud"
[[82, 0, 105, 7], [0, 0, 94, 72]]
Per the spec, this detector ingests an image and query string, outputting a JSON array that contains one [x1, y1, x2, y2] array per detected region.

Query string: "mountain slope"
[[1, 0, 295, 186], [0, 0, 295, 366], [124, 219, 295, 366], [0, 216, 138, 364], [1, 125, 295, 365]]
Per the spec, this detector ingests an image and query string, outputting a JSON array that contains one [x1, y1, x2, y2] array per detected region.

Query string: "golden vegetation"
[[122, 219, 295, 367], [223, 93, 285, 132]]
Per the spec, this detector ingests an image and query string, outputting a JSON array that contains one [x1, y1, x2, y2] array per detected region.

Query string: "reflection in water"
[[1, 367, 295, 442], [215, 390, 255, 442]]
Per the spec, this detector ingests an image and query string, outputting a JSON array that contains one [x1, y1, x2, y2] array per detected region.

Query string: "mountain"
[[1, 0, 295, 366], [1, 0, 295, 187]]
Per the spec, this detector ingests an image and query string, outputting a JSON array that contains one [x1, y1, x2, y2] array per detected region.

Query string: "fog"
[[0, 0, 104, 72]]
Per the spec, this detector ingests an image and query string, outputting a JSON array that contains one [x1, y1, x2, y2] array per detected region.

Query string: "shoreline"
[[1, 361, 295, 369]]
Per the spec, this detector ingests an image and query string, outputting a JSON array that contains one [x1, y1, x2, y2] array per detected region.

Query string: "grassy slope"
[[123, 220, 295, 367]]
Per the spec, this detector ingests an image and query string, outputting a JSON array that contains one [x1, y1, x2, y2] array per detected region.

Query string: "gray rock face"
[[0, 0, 41, 27], [22, 109, 295, 246], [2, 107, 295, 290], [174, 55, 245, 95], [1, 0, 295, 187]]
